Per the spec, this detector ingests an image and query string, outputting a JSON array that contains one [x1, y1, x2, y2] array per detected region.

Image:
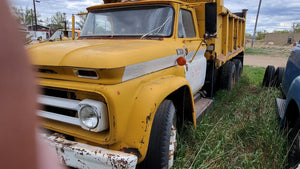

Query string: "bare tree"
[[11, 7, 42, 25], [48, 12, 65, 30], [76, 12, 87, 30], [292, 23, 300, 33]]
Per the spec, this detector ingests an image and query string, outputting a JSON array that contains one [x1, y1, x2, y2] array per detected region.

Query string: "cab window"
[[178, 9, 196, 38]]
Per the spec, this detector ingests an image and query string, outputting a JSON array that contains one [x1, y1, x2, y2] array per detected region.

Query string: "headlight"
[[79, 105, 98, 129], [78, 99, 109, 132]]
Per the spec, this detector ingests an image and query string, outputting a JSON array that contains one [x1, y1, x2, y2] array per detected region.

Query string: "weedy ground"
[[174, 66, 289, 169], [245, 45, 292, 58]]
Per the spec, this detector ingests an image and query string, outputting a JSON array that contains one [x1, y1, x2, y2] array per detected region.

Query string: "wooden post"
[[72, 14, 75, 40]]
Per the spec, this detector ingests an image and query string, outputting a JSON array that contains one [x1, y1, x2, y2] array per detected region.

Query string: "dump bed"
[[212, 2, 247, 68], [189, 0, 247, 68]]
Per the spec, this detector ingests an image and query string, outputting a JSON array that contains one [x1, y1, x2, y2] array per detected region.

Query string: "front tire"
[[141, 100, 176, 169], [288, 118, 300, 168]]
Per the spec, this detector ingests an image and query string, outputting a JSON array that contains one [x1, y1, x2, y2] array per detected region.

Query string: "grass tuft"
[[174, 66, 288, 169]]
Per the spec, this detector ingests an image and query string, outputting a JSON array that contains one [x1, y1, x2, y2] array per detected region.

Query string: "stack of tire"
[[262, 65, 285, 88]]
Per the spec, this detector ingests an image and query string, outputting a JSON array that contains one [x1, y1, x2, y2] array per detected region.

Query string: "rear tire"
[[141, 100, 177, 169], [220, 61, 236, 90], [262, 65, 275, 87]]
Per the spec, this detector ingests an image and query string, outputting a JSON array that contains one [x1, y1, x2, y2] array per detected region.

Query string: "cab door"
[[177, 7, 207, 94]]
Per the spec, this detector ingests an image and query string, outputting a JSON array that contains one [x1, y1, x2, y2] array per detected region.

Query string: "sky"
[[8, 0, 300, 34]]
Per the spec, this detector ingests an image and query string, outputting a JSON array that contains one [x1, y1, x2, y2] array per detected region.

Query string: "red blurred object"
[[177, 57, 186, 66]]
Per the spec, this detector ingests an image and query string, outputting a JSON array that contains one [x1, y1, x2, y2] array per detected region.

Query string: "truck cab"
[[28, 0, 246, 168]]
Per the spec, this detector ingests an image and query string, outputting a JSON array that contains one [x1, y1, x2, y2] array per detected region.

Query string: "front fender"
[[123, 75, 194, 162], [286, 76, 300, 111], [282, 76, 300, 125]]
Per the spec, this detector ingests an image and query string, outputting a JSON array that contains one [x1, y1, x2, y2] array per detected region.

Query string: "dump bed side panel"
[[213, 5, 247, 67], [193, 0, 247, 68]]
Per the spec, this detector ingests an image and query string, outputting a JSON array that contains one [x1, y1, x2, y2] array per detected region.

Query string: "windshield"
[[80, 5, 174, 38]]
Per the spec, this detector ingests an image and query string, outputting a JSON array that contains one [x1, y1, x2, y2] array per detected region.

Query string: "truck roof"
[[86, 0, 246, 21], [87, 0, 197, 11]]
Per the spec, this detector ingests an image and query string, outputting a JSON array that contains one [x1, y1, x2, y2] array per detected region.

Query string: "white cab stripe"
[[122, 49, 206, 82], [122, 54, 179, 82]]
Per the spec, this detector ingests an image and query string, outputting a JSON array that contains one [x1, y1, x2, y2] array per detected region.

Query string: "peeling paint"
[[40, 133, 137, 169], [113, 116, 116, 128], [122, 147, 142, 158], [168, 125, 177, 168]]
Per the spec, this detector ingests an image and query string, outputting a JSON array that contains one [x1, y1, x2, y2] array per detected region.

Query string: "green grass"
[[245, 46, 292, 58], [174, 66, 288, 169], [245, 47, 268, 55]]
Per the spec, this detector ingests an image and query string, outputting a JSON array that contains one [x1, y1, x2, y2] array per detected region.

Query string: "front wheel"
[[140, 100, 177, 169], [288, 118, 300, 168]]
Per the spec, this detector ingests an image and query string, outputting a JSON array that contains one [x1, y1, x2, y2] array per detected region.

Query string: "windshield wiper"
[[140, 16, 172, 39]]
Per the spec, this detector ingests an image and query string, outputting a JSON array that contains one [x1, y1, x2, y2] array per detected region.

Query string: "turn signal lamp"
[[177, 57, 186, 66]]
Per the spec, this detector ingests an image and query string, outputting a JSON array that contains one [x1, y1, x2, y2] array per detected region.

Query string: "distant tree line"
[[11, 7, 86, 30], [245, 23, 300, 40]]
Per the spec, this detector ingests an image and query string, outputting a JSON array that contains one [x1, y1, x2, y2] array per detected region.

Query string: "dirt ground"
[[244, 54, 288, 68], [243, 42, 293, 68]]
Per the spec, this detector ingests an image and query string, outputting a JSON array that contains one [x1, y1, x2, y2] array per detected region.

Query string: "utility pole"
[[251, 0, 262, 47], [32, 0, 38, 31], [31, 9, 33, 28], [63, 13, 67, 32], [63, 12, 67, 37]]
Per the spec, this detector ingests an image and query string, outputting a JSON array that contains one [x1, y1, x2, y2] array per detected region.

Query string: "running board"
[[194, 94, 214, 120], [276, 98, 286, 120]]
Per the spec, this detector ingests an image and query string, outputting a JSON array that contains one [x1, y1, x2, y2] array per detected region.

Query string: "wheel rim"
[[231, 72, 236, 89], [168, 124, 177, 168]]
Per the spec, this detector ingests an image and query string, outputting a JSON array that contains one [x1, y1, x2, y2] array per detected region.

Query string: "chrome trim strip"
[[37, 110, 81, 126], [38, 95, 80, 111]]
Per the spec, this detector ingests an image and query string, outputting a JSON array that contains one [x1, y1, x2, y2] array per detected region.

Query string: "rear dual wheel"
[[233, 59, 243, 83], [220, 61, 236, 90]]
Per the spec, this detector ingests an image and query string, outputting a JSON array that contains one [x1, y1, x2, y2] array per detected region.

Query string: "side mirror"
[[205, 2, 217, 39]]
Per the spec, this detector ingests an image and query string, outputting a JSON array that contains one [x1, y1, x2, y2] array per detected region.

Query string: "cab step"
[[193, 93, 214, 120]]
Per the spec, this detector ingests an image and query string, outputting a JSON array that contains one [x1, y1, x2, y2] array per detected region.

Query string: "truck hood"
[[28, 39, 178, 69]]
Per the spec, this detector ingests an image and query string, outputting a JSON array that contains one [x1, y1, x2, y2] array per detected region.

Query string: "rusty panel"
[[41, 133, 138, 169]]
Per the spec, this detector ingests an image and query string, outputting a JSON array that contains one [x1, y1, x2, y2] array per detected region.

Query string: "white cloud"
[[8, 0, 300, 33]]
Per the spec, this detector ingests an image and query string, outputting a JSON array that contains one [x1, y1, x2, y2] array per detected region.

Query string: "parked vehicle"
[[264, 41, 300, 168], [28, 0, 247, 168], [276, 43, 300, 168], [49, 29, 81, 41]]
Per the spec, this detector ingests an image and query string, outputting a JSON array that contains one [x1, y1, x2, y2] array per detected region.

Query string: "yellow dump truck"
[[28, 0, 247, 168]]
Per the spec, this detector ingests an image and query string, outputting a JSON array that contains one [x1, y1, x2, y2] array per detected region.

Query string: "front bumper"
[[41, 133, 138, 169]]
